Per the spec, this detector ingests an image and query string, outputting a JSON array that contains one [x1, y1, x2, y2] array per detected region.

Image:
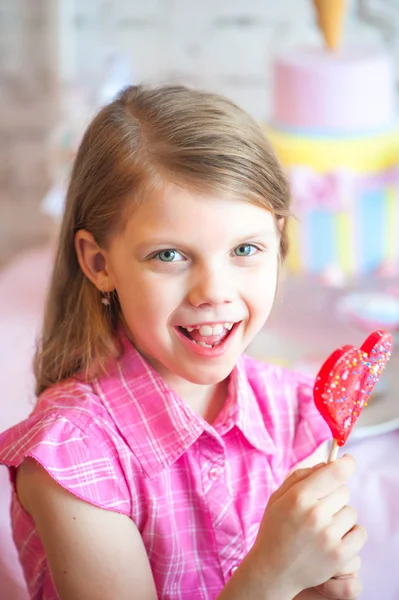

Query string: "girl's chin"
[[176, 360, 236, 386]]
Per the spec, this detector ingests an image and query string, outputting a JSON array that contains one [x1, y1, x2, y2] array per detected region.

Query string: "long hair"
[[34, 84, 291, 396]]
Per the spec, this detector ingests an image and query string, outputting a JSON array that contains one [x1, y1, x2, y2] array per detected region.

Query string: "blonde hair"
[[34, 84, 291, 396]]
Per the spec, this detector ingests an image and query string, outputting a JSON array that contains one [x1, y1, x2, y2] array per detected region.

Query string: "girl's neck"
[[124, 330, 229, 424], [170, 378, 229, 425]]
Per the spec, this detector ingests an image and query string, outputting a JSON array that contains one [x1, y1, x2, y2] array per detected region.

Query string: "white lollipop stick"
[[327, 439, 339, 463]]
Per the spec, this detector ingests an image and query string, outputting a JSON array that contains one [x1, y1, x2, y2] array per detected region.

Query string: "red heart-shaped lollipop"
[[313, 330, 393, 446]]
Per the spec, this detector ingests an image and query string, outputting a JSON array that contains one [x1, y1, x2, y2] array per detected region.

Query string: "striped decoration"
[[268, 126, 399, 277], [287, 186, 399, 276]]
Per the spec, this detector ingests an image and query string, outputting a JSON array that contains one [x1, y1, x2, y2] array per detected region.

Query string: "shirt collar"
[[93, 330, 275, 478], [215, 355, 276, 456]]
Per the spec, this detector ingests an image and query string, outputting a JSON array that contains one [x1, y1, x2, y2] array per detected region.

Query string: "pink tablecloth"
[[0, 246, 398, 599]]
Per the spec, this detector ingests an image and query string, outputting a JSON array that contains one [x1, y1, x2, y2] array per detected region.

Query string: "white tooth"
[[197, 341, 212, 348], [224, 322, 233, 330], [185, 326, 194, 332], [212, 324, 224, 335], [199, 325, 213, 336]]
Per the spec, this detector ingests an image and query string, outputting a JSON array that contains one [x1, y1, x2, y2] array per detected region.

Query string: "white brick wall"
[[2, 0, 399, 263], [60, 0, 399, 121], [0, 0, 57, 264]]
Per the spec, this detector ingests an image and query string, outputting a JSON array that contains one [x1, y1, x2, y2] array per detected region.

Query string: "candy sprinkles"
[[313, 330, 393, 461]]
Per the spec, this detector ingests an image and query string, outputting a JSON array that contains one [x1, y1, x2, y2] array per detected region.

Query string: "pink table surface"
[[0, 246, 398, 599]]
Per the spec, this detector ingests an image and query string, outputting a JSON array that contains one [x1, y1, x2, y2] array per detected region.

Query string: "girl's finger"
[[296, 455, 356, 502], [268, 465, 322, 505], [339, 524, 368, 562], [317, 484, 350, 518], [333, 555, 361, 577], [331, 505, 358, 539]]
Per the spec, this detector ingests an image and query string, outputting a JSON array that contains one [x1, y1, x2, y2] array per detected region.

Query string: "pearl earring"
[[100, 288, 110, 306]]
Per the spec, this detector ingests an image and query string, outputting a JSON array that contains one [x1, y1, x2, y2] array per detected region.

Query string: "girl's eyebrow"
[[134, 239, 185, 250], [237, 230, 277, 240], [133, 230, 276, 250], [227, 230, 278, 246]]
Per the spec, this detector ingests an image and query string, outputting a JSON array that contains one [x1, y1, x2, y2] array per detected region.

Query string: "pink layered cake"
[[268, 47, 399, 280]]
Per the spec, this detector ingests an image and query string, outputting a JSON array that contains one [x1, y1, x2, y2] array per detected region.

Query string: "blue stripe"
[[358, 189, 386, 273], [307, 210, 336, 273]]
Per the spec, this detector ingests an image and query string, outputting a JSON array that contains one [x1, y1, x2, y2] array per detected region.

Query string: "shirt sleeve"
[[0, 412, 131, 516], [286, 372, 331, 471]]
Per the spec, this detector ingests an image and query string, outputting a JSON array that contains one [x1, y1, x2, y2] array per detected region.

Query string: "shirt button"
[[208, 466, 221, 480], [230, 565, 238, 576]]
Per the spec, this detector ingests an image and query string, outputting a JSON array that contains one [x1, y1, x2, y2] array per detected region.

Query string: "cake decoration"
[[268, 31, 399, 281]]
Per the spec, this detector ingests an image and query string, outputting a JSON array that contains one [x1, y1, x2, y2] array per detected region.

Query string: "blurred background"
[[1, 1, 399, 599], [2, 0, 399, 265]]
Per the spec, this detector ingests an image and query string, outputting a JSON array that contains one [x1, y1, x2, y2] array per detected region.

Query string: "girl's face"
[[105, 184, 280, 387]]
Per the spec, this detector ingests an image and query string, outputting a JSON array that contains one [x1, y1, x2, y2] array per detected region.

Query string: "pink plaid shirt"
[[0, 331, 330, 600]]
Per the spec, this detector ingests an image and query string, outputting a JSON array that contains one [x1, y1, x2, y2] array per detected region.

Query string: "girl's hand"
[[248, 455, 367, 599]]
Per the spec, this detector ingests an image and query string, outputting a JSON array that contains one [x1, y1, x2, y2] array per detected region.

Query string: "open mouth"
[[177, 322, 238, 349]]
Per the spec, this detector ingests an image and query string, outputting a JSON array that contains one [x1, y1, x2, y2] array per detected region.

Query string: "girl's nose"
[[188, 267, 234, 308]]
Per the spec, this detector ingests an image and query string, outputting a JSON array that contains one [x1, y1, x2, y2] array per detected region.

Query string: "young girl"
[[0, 85, 366, 600]]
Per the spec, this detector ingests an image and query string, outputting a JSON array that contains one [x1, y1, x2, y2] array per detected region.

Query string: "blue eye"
[[234, 244, 257, 257], [156, 250, 184, 262]]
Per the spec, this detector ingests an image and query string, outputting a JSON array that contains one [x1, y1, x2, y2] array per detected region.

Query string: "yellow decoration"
[[266, 126, 399, 173], [286, 217, 302, 273]]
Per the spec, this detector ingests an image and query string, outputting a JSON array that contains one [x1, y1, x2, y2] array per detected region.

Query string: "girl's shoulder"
[[33, 376, 112, 430], [0, 376, 132, 515]]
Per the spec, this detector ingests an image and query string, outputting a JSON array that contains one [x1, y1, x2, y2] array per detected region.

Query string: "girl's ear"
[[74, 230, 113, 292], [277, 217, 285, 233]]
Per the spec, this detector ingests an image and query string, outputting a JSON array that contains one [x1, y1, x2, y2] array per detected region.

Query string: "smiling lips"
[[179, 322, 235, 348]]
